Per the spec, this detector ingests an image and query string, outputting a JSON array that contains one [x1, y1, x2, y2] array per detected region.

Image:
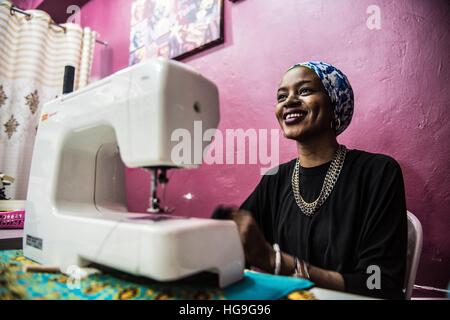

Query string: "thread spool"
[[63, 65, 75, 94]]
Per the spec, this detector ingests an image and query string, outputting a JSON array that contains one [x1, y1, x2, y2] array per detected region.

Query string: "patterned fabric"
[[0, 250, 225, 300], [288, 61, 354, 135], [0, 250, 316, 300]]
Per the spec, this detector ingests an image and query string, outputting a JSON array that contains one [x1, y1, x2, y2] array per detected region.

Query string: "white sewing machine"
[[23, 58, 244, 287]]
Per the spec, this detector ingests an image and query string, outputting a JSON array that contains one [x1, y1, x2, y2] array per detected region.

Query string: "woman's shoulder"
[[261, 158, 297, 178], [253, 159, 297, 190], [346, 148, 403, 174]]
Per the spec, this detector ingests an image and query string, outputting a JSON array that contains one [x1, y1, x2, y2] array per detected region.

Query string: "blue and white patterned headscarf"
[[288, 61, 354, 135]]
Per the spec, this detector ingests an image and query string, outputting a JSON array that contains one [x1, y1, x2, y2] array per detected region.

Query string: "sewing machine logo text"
[[41, 112, 58, 122]]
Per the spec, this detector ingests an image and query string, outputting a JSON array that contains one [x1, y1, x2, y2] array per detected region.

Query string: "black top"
[[240, 149, 407, 299]]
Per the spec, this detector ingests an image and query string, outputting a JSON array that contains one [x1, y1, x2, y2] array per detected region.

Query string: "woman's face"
[[275, 66, 334, 142]]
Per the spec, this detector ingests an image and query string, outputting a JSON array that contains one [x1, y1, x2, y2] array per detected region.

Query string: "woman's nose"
[[284, 92, 300, 107]]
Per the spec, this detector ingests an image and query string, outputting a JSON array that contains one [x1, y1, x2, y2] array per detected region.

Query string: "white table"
[[310, 287, 377, 300]]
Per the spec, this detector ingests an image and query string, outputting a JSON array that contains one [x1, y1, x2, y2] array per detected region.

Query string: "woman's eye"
[[277, 94, 287, 102], [298, 88, 313, 95]]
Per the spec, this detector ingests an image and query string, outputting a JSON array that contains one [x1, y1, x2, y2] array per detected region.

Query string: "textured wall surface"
[[20, 0, 449, 294], [11, 0, 44, 8]]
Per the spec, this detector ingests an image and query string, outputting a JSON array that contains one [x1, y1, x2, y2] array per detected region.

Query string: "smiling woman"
[[224, 61, 408, 300]]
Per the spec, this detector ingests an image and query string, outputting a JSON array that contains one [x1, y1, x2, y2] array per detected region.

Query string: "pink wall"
[[78, 0, 450, 294], [12, 0, 44, 9]]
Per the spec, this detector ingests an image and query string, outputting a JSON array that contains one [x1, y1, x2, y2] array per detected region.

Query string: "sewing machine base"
[[23, 212, 244, 288]]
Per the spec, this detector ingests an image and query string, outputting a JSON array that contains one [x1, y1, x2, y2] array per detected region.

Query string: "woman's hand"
[[229, 209, 275, 272], [211, 206, 345, 290]]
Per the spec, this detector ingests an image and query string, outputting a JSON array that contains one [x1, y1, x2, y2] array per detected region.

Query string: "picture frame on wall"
[[129, 0, 224, 65]]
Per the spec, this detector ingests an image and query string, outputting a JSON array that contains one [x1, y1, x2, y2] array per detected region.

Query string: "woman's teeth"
[[284, 111, 306, 124], [286, 113, 302, 119]]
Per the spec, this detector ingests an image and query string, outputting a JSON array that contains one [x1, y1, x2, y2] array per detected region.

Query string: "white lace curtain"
[[0, 1, 96, 199]]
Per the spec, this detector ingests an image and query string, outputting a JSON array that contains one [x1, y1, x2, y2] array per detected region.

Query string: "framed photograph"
[[129, 0, 224, 64]]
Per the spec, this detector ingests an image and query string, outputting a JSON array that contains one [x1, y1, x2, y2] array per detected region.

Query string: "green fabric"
[[0, 250, 313, 300]]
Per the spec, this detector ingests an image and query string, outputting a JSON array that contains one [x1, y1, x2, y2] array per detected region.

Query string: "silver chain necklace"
[[291, 145, 347, 217]]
